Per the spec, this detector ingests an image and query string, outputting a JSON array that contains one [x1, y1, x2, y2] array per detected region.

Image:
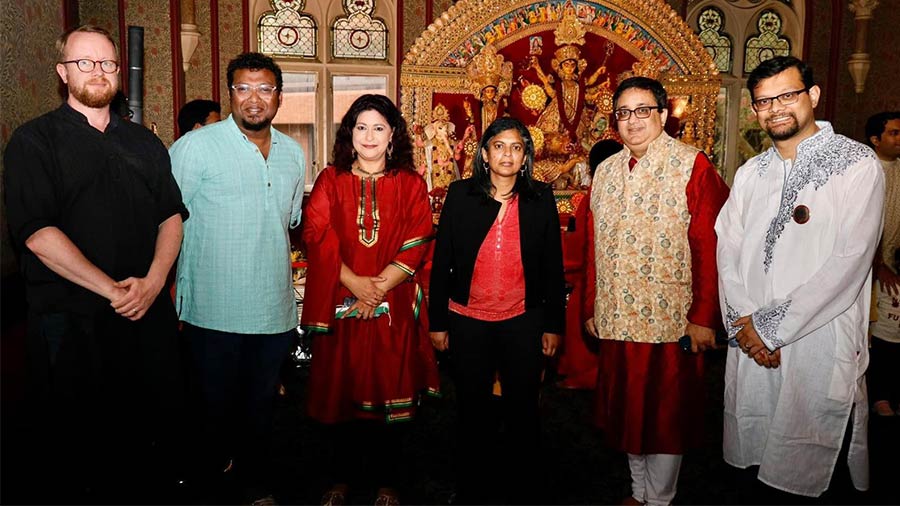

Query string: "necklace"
[[352, 163, 385, 178]]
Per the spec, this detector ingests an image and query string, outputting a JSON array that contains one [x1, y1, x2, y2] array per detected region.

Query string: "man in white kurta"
[[715, 56, 884, 498]]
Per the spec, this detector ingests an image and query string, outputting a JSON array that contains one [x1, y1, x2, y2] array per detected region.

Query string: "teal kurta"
[[170, 115, 305, 334]]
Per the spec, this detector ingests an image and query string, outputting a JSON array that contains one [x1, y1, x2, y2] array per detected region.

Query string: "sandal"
[[873, 400, 895, 417], [321, 488, 347, 506], [374, 488, 399, 506], [250, 495, 277, 506]]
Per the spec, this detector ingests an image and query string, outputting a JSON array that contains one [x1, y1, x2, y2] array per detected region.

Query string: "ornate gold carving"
[[528, 126, 545, 154], [553, 9, 586, 46], [522, 84, 548, 113], [465, 44, 514, 98], [400, 0, 720, 172]]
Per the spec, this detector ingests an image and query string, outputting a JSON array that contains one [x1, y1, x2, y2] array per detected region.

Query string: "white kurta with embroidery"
[[715, 122, 884, 497]]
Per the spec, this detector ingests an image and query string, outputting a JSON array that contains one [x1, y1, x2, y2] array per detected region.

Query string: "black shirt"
[[3, 104, 188, 314]]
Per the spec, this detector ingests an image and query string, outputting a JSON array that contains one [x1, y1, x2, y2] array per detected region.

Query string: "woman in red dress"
[[301, 94, 440, 506]]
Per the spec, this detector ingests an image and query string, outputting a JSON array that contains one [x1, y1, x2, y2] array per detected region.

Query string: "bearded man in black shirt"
[[3, 25, 188, 501]]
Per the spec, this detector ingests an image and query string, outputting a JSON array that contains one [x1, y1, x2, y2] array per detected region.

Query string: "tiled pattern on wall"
[[218, 0, 245, 118], [184, 0, 214, 106], [0, 0, 64, 274], [126, 1, 176, 144]]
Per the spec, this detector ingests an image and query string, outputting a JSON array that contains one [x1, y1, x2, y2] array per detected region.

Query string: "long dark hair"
[[332, 94, 414, 172], [471, 117, 540, 200]]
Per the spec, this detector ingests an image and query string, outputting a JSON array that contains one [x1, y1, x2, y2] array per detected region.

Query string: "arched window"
[[332, 0, 388, 60], [744, 10, 791, 74], [689, 1, 803, 183], [698, 6, 732, 73], [258, 0, 318, 58], [252, 0, 396, 189]]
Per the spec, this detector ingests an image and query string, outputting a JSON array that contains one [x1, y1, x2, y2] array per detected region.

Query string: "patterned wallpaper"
[[125, 1, 176, 144], [184, 0, 214, 105], [78, 0, 119, 39], [0, 0, 64, 275], [218, 0, 246, 118], [401, 1, 427, 57]]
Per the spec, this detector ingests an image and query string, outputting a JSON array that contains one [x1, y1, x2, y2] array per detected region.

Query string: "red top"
[[450, 196, 526, 321]]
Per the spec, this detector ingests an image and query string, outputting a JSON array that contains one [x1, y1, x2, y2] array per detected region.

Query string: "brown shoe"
[[621, 496, 644, 505]]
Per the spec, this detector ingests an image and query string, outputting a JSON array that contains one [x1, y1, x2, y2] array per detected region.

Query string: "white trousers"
[[627, 453, 683, 506]]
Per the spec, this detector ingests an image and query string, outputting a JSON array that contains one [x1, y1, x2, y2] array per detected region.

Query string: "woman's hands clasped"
[[345, 271, 386, 320]]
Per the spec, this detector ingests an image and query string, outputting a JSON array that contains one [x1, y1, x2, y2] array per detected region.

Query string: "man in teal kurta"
[[169, 52, 304, 504]]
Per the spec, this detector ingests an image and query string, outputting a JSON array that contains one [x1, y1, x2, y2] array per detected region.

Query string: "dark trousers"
[[183, 322, 294, 498], [869, 336, 900, 405], [24, 298, 185, 503], [448, 310, 546, 504]]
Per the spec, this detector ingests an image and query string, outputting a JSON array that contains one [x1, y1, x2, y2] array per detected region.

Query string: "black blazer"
[[428, 178, 566, 334]]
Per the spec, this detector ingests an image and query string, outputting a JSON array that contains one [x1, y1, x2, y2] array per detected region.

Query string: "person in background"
[[169, 52, 305, 506], [864, 111, 900, 417], [585, 76, 729, 506], [429, 117, 566, 504], [177, 98, 222, 138], [301, 94, 440, 506], [716, 56, 883, 500], [556, 139, 621, 389], [3, 24, 187, 502]]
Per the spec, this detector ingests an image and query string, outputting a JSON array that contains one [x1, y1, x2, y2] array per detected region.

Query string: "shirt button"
[[268, 182, 271, 187]]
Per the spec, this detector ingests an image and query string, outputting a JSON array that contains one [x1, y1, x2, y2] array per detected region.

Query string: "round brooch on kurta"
[[792, 205, 810, 224]]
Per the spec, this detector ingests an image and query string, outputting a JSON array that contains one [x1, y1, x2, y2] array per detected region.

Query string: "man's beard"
[[69, 79, 116, 108], [764, 113, 800, 141], [240, 116, 272, 132]]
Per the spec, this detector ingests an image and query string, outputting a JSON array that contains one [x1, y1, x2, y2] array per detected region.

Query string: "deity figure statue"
[[414, 103, 475, 193], [527, 12, 609, 188], [461, 44, 513, 177], [530, 12, 608, 151]]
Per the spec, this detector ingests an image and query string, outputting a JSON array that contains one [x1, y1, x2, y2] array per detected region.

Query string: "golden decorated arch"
[[400, 0, 720, 212]]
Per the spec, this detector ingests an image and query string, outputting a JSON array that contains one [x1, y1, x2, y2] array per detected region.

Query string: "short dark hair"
[[588, 139, 623, 176], [613, 76, 667, 111], [471, 117, 541, 201], [864, 111, 900, 147], [177, 99, 221, 137], [226, 52, 283, 92], [332, 94, 414, 173], [747, 56, 815, 101]]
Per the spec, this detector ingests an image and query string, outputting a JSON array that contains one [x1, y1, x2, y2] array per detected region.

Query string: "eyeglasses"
[[60, 59, 119, 74], [231, 84, 279, 98], [751, 88, 808, 112], [614, 106, 663, 121]]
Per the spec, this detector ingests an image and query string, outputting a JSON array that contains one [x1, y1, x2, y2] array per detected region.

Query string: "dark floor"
[[2, 320, 898, 504]]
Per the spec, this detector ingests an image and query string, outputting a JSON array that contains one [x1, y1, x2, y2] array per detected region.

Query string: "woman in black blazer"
[[428, 117, 566, 504]]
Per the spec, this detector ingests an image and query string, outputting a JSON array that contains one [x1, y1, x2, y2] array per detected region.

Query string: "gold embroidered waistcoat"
[[590, 132, 697, 343]]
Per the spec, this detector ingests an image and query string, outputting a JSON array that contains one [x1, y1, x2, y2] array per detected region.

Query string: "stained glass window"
[[738, 88, 772, 167], [272, 73, 319, 186], [332, 0, 388, 60], [258, 0, 317, 58], [744, 10, 790, 74], [697, 6, 732, 73]]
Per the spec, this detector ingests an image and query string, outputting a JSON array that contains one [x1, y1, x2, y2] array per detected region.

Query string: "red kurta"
[[586, 153, 729, 454], [557, 192, 599, 389], [301, 166, 440, 424]]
